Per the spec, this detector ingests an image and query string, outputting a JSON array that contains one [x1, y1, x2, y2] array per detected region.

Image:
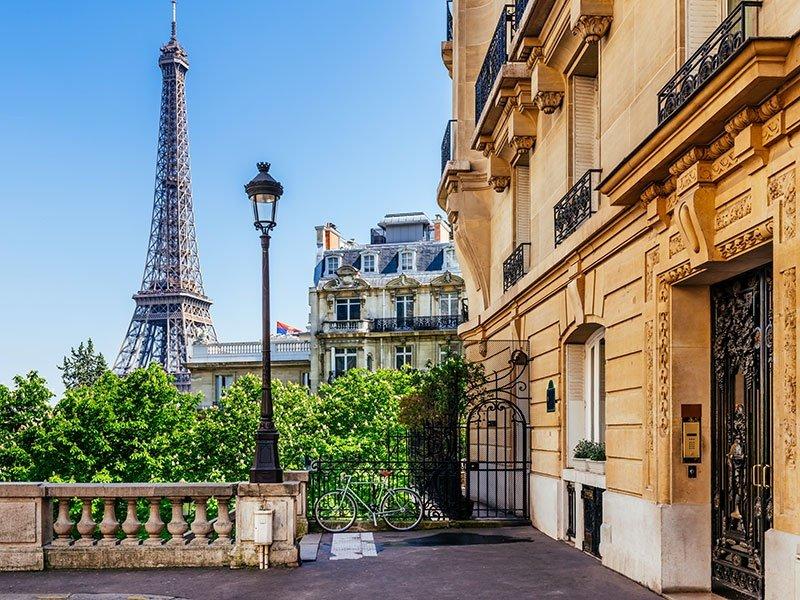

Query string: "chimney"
[[432, 214, 451, 241], [316, 223, 343, 250]]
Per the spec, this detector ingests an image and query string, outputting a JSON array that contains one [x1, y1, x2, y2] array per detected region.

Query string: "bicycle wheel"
[[314, 490, 357, 533], [380, 487, 423, 531]]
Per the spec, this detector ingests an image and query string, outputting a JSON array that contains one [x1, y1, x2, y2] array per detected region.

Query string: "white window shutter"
[[572, 76, 598, 180], [514, 166, 531, 246], [686, 0, 722, 56]]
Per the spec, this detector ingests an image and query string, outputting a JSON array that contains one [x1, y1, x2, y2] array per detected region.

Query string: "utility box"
[[253, 509, 274, 546]]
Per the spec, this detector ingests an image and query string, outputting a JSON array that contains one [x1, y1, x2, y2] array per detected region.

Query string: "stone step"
[[299, 533, 321, 562]]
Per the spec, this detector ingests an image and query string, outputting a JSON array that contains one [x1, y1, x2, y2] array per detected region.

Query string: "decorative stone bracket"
[[571, 0, 614, 43], [488, 155, 512, 192], [531, 62, 565, 115]]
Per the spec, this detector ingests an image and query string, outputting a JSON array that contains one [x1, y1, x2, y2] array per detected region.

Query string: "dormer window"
[[326, 255, 340, 275], [362, 254, 377, 274], [399, 251, 414, 272], [444, 248, 456, 270]]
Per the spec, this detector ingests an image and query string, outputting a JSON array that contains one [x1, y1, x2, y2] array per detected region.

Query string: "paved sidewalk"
[[0, 527, 660, 600]]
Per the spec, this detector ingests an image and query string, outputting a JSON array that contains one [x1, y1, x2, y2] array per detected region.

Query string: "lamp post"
[[245, 162, 284, 484]]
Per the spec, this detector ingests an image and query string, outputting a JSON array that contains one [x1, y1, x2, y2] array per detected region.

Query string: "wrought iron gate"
[[465, 347, 530, 519], [711, 265, 773, 600]]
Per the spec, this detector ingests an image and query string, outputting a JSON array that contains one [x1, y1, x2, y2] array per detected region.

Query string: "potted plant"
[[572, 439, 592, 471], [587, 442, 606, 474]]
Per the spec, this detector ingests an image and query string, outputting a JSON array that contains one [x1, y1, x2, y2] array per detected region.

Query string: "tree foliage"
[[58, 339, 108, 390]]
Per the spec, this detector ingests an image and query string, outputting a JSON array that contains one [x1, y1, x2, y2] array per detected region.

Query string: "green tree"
[[0, 372, 53, 481], [38, 364, 199, 483], [58, 339, 108, 390]]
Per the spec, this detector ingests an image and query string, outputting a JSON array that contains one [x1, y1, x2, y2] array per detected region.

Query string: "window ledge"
[[562, 468, 606, 489]]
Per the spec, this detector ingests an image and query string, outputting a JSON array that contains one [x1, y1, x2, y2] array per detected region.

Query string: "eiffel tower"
[[114, 1, 216, 390]]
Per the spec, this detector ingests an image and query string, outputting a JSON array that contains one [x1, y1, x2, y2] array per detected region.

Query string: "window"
[[565, 328, 606, 465], [585, 331, 606, 444], [326, 255, 340, 275], [572, 74, 599, 180], [300, 372, 310, 387], [395, 345, 413, 369], [396, 294, 414, 323], [333, 347, 357, 375], [439, 343, 459, 363], [444, 248, 456, 269], [362, 254, 376, 273], [399, 251, 414, 271], [214, 374, 235, 403], [439, 291, 460, 316], [335, 298, 361, 321]]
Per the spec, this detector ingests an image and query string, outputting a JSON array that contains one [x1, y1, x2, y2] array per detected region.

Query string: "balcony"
[[322, 319, 370, 334], [370, 315, 463, 333], [503, 243, 531, 292], [441, 119, 456, 173], [657, 1, 760, 124], [442, 0, 454, 75], [187, 340, 311, 364], [446, 0, 453, 41], [514, 0, 529, 31], [554, 170, 601, 246], [475, 5, 515, 120]]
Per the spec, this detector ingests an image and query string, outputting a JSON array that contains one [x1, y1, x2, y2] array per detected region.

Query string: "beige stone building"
[[309, 214, 465, 390], [439, 0, 800, 598], [186, 334, 311, 407]]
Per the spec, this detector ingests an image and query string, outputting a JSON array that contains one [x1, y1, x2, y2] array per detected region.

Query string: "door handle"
[[752, 464, 762, 488], [762, 464, 770, 488]]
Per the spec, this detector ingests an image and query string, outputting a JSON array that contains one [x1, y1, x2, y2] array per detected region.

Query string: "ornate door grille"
[[711, 265, 773, 600]]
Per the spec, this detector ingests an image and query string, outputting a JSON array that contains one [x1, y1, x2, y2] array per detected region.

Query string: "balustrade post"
[[74, 498, 96, 546], [98, 498, 120, 546], [213, 497, 233, 545], [189, 497, 212, 545], [121, 499, 141, 545], [143, 498, 165, 546], [52, 498, 74, 546], [166, 497, 189, 545]]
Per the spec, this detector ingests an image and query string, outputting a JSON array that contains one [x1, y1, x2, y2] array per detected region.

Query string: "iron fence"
[[554, 169, 601, 246], [657, 1, 760, 124], [370, 315, 463, 332], [514, 0, 529, 31], [475, 5, 514, 120], [446, 0, 453, 41], [503, 243, 530, 292], [441, 119, 456, 173]]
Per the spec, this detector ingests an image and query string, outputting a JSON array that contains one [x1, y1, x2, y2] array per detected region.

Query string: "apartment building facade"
[[309, 214, 465, 389], [438, 0, 800, 598]]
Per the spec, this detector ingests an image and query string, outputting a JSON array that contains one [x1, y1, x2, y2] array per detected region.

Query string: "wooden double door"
[[711, 265, 773, 600]]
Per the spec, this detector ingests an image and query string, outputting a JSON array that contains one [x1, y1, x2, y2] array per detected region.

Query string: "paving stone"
[[299, 534, 321, 562]]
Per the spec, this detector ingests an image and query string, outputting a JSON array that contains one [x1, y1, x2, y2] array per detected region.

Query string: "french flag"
[[276, 321, 303, 336]]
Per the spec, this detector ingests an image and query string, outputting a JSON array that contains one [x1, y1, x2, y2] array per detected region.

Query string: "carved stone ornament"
[[488, 175, 511, 193], [534, 91, 564, 115], [322, 265, 369, 291], [385, 273, 421, 290], [511, 136, 535, 159], [572, 15, 613, 43], [430, 271, 465, 287]]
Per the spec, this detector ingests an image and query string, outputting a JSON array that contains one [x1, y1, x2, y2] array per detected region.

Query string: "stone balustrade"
[[0, 473, 309, 572]]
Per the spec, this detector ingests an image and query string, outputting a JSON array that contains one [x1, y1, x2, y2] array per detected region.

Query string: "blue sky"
[[0, 1, 450, 395]]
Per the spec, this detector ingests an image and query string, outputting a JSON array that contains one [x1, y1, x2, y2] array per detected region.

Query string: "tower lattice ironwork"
[[114, 1, 216, 389]]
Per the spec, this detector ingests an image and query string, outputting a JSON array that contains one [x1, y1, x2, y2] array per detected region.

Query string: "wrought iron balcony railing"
[[503, 243, 530, 292], [446, 0, 453, 42], [657, 1, 760, 124], [554, 169, 602, 246], [514, 0, 529, 31], [371, 315, 463, 332], [441, 119, 456, 173], [475, 5, 514, 120]]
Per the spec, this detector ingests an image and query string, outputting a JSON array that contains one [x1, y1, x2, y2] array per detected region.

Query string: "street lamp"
[[245, 162, 285, 484]]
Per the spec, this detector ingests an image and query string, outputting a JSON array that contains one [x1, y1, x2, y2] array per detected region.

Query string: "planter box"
[[587, 460, 605, 474], [573, 458, 589, 472]]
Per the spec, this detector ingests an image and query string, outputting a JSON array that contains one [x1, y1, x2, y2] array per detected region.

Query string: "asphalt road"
[[0, 526, 661, 600]]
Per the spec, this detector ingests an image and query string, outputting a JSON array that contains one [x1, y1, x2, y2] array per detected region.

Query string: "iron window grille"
[[441, 119, 456, 173], [475, 5, 515, 121], [370, 315, 463, 332], [446, 0, 453, 42], [566, 482, 576, 539], [503, 243, 531, 292], [514, 0, 529, 31], [657, 1, 760, 125], [554, 169, 602, 246]]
